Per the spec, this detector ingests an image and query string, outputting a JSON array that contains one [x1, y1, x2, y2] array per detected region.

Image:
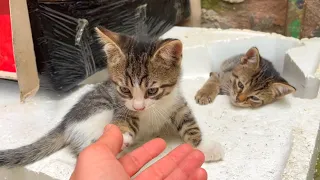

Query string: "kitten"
[[0, 27, 224, 168], [195, 47, 296, 108]]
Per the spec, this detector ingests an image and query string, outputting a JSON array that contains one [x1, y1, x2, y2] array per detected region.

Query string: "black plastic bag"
[[27, 0, 190, 92]]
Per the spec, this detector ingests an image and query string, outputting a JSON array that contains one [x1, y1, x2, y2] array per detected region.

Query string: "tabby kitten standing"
[[0, 27, 224, 167], [195, 47, 296, 108]]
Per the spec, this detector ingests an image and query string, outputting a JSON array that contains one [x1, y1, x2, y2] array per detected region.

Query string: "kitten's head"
[[95, 27, 182, 111], [229, 47, 296, 108]]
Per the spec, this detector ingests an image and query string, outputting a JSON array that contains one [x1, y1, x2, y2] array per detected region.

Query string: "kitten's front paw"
[[121, 132, 134, 150], [197, 141, 224, 162], [195, 90, 217, 105]]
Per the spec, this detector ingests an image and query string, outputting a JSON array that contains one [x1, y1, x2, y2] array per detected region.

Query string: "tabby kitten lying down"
[[0, 27, 224, 167], [195, 47, 296, 108]]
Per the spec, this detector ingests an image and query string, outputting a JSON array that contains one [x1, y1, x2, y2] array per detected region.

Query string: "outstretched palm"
[[71, 125, 207, 180]]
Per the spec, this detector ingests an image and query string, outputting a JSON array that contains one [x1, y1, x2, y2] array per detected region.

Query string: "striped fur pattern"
[[0, 28, 223, 168], [195, 47, 296, 108]]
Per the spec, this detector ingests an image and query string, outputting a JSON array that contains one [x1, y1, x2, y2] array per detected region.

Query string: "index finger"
[[95, 124, 123, 155], [119, 138, 166, 176], [135, 144, 194, 180]]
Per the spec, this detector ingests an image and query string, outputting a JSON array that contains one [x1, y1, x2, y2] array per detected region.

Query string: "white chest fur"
[[137, 88, 180, 139]]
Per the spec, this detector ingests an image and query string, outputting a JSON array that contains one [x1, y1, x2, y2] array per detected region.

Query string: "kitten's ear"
[[272, 82, 296, 99], [95, 26, 125, 65], [240, 47, 260, 69], [153, 39, 183, 67]]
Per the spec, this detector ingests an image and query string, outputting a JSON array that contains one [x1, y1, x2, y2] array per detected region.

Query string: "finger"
[[119, 138, 166, 176], [188, 168, 207, 180], [70, 172, 75, 180], [95, 124, 123, 155], [135, 144, 194, 180], [165, 150, 205, 180]]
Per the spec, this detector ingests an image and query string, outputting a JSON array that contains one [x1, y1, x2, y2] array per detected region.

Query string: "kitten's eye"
[[147, 88, 159, 96], [249, 96, 260, 101], [238, 81, 244, 89], [119, 87, 130, 94]]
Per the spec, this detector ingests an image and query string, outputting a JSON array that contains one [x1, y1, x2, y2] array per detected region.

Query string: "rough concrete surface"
[[201, 0, 320, 38], [302, 0, 320, 38], [201, 0, 287, 35]]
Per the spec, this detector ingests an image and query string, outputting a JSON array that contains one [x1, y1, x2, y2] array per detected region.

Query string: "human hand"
[[70, 124, 207, 180]]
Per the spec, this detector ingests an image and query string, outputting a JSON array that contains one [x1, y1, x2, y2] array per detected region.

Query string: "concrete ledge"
[[283, 40, 320, 99]]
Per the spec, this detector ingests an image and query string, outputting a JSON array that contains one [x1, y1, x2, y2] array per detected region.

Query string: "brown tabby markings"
[[170, 102, 202, 146], [195, 47, 296, 108]]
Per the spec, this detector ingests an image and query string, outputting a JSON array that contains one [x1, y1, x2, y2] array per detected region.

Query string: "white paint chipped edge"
[[282, 40, 320, 99]]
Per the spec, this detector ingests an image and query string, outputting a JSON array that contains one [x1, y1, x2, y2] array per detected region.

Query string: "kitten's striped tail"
[[0, 125, 66, 168]]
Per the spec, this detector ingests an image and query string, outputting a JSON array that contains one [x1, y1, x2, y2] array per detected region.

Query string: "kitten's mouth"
[[230, 97, 238, 106], [133, 105, 153, 112], [230, 99, 251, 108]]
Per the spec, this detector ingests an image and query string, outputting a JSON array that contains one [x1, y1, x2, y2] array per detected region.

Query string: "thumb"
[[95, 124, 123, 155]]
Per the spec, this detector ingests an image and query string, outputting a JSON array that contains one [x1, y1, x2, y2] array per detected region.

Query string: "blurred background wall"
[[188, 0, 319, 39]]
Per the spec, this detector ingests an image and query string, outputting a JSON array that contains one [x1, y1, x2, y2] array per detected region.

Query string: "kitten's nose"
[[236, 94, 246, 102], [133, 100, 145, 111]]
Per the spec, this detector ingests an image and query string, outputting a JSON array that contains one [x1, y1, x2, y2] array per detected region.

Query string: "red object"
[[0, 0, 16, 73]]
